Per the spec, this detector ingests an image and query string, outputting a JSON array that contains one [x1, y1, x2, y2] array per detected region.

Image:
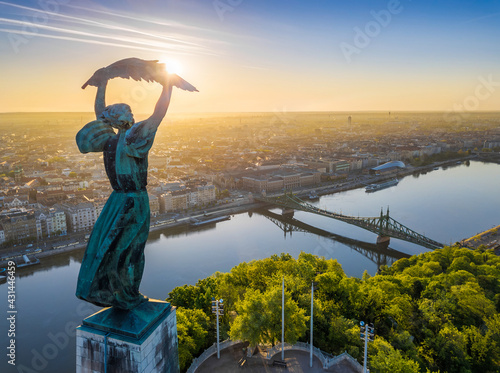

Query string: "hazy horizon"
[[2, 110, 500, 115]]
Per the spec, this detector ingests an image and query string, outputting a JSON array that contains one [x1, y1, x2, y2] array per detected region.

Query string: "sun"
[[159, 57, 183, 75]]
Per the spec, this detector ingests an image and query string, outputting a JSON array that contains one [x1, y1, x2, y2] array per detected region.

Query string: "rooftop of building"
[[371, 160, 405, 171]]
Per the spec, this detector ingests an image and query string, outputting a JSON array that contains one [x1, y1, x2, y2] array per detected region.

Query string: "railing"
[[188, 339, 363, 372], [266, 342, 350, 370], [326, 351, 363, 372], [186, 339, 241, 373]]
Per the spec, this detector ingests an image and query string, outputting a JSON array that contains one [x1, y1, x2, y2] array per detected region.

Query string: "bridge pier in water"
[[377, 208, 391, 246], [377, 235, 390, 245]]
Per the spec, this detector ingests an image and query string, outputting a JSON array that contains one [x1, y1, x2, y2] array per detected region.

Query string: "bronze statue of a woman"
[[75, 58, 197, 310]]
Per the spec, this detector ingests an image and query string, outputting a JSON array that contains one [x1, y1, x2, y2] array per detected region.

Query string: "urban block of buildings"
[[1, 111, 499, 246]]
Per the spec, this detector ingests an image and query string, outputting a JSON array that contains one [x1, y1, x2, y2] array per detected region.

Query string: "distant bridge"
[[256, 193, 443, 250], [258, 209, 410, 268]]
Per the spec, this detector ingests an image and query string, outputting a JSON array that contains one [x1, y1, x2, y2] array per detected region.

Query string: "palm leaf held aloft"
[[81, 57, 198, 92]]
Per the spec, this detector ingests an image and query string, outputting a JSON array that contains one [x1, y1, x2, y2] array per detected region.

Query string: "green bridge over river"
[[256, 193, 443, 250]]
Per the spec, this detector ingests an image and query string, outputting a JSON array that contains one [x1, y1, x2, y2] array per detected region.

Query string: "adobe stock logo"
[[444, 74, 500, 124], [8, 0, 72, 54], [213, 0, 243, 22], [14, 302, 96, 373], [339, 0, 405, 63]]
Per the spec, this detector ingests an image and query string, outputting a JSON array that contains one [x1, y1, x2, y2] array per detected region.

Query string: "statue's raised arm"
[[146, 73, 198, 126], [78, 58, 197, 155], [124, 73, 199, 158]]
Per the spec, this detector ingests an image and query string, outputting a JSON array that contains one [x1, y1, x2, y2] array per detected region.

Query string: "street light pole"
[[360, 321, 374, 373], [216, 300, 220, 359], [363, 325, 368, 373], [282, 276, 285, 361], [310, 281, 314, 368], [211, 297, 224, 359]]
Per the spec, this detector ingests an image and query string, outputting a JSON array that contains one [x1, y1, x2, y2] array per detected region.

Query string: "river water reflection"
[[1, 160, 499, 372]]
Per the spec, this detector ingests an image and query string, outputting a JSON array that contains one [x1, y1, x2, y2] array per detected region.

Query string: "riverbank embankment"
[[462, 225, 500, 253], [0, 201, 269, 267], [1, 156, 496, 267]]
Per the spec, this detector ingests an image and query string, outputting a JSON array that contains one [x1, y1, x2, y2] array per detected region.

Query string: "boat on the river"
[[190, 215, 230, 227], [17, 255, 40, 268], [307, 191, 319, 200], [365, 179, 399, 192]]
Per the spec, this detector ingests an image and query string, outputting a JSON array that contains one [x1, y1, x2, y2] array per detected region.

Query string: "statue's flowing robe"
[[75, 119, 157, 310]]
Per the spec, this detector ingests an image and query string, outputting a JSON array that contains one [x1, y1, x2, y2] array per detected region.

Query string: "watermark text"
[[6, 261, 16, 366], [340, 0, 404, 63]]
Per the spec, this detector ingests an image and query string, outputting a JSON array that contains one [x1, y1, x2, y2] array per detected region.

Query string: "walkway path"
[[462, 224, 500, 251], [195, 343, 360, 373]]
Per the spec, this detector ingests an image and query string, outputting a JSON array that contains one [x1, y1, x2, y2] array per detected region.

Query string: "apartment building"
[[0, 208, 37, 243], [149, 194, 160, 217], [188, 184, 216, 207], [160, 190, 188, 212], [35, 208, 67, 238], [242, 168, 321, 193], [57, 202, 104, 233]]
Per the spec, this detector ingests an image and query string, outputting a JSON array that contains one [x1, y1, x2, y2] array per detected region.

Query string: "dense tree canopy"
[[168, 247, 500, 372], [176, 308, 211, 372], [229, 285, 307, 346]]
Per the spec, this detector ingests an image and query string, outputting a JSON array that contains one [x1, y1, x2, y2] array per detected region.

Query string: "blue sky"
[[1, 0, 499, 113]]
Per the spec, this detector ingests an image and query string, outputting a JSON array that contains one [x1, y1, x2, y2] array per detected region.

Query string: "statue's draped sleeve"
[[124, 119, 159, 159], [76, 120, 115, 153]]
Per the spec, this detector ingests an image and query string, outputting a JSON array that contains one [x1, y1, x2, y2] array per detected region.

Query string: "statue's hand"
[[93, 67, 109, 80], [81, 67, 108, 89]]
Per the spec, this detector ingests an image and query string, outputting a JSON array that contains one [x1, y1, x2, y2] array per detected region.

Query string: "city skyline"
[[1, 0, 500, 115]]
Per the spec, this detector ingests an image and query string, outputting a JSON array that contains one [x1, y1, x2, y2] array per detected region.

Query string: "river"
[[1, 160, 499, 372]]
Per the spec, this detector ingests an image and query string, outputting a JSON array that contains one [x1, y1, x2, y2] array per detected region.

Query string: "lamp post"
[[281, 276, 285, 361], [309, 270, 323, 368], [309, 281, 315, 367], [360, 321, 375, 373], [211, 297, 224, 359]]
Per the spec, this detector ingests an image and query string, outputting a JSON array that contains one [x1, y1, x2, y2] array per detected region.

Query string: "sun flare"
[[159, 57, 183, 75]]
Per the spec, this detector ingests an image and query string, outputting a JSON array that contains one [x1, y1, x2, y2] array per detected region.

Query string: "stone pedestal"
[[76, 299, 179, 373]]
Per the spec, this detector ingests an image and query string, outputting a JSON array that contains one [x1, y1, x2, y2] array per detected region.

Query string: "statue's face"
[[102, 104, 134, 130], [112, 110, 134, 130]]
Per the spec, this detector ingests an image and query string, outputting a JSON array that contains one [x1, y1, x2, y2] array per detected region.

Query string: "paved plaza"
[[196, 343, 360, 373]]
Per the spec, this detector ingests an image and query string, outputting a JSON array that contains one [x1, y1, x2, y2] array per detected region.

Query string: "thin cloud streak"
[[0, 1, 202, 47], [0, 28, 195, 55], [0, 17, 210, 55], [462, 12, 500, 24], [65, 3, 215, 34], [65, 4, 231, 48], [0, 0, 219, 56]]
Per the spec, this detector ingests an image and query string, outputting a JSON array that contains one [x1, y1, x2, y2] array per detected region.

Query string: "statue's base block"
[[76, 299, 179, 373]]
